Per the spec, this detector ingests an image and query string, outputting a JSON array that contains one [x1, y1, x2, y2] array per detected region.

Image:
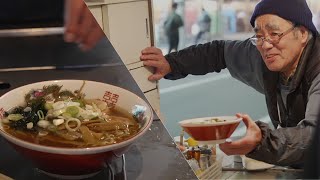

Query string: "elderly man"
[[140, 0, 320, 166]]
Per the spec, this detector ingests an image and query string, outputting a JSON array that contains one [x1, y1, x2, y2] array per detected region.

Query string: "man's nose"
[[261, 38, 273, 49]]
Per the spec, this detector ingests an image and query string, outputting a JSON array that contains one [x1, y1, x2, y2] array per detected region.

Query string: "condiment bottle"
[[199, 154, 209, 171], [186, 138, 199, 160], [193, 146, 201, 163], [186, 147, 194, 160]]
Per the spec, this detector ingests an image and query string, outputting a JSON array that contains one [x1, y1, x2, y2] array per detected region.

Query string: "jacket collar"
[[290, 37, 315, 90]]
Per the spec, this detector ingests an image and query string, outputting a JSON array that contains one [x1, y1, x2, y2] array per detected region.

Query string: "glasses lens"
[[269, 36, 279, 44]]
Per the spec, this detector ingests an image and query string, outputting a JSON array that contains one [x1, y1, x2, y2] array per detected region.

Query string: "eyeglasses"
[[250, 25, 297, 46]]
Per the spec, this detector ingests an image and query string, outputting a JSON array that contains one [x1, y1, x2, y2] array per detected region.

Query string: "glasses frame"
[[250, 25, 297, 46]]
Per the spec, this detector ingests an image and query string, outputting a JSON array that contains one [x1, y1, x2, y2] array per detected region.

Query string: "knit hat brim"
[[250, 0, 318, 36]]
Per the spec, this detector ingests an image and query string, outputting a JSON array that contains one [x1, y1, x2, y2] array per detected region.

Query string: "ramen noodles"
[[1, 84, 141, 148]]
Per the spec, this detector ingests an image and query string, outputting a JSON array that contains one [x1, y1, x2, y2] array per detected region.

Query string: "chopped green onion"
[[65, 118, 81, 131], [53, 109, 65, 116], [37, 110, 45, 120], [7, 114, 24, 121], [44, 103, 53, 110], [73, 99, 85, 107], [27, 122, 33, 129], [66, 106, 79, 117], [62, 112, 72, 119], [37, 120, 50, 129]]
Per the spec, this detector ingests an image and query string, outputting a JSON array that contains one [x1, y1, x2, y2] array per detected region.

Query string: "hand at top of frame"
[[64, 0, 105, 51]]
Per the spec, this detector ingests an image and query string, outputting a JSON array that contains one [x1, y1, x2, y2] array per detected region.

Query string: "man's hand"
[[219, 113, 262, 155], [64, 0, 105, 51], [140, 47, 171, 81]]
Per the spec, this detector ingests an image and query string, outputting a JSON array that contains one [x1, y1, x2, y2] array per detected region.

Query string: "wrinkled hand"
[[64, 0, 105, 51], [140, 47, 171, 81], [219, 113, 262, 155]]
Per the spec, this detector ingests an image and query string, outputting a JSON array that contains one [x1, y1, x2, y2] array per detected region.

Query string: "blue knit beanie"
[[250, 0, 318, 36]]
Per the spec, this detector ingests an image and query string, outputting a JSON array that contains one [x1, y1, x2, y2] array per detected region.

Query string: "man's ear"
[[299, 26, 310, 44]]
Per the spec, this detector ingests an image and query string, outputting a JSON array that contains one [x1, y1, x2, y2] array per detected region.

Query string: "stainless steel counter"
[[0, 34, 197, 179]]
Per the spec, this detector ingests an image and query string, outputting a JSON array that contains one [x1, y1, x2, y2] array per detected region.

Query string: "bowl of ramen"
[[0, 80, 153, 178], [179, 116, 242, 144]]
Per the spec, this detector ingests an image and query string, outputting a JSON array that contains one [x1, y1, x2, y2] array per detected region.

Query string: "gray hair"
[[307, 30, 313, 41]]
